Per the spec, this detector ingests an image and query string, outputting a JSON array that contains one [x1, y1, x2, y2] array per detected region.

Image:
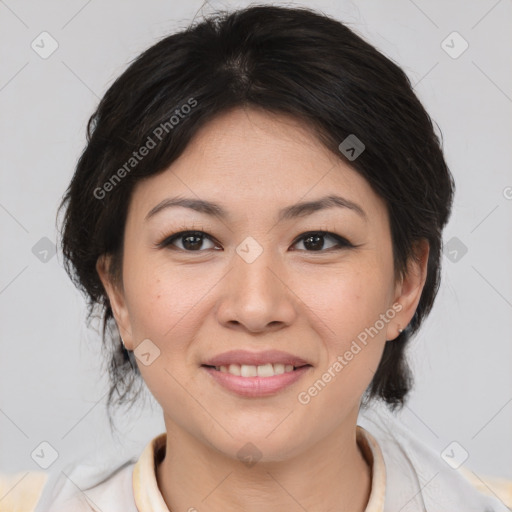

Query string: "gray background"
[[1, 0, 511, 491]]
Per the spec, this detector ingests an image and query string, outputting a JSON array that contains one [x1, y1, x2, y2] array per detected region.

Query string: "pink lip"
[[202, 349, 310, 367], [202, 365, 311, 397]]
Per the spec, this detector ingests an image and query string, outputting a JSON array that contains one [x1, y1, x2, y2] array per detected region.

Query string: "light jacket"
[[1, 402, 511, 511]]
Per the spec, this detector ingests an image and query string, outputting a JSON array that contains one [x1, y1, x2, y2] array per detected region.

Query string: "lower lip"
[[201, 365, 311, 397]]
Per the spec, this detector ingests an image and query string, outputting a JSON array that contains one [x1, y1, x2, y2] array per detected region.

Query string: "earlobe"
[[95, 254, 133, 349], [388, 239, 430, 340]]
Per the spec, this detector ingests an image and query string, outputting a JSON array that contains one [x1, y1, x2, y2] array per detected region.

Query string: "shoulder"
[[0, 470, 48, 512], [459, 468, 512, 507], [358, 403, 512, 511], [1, 451, 139, 511]]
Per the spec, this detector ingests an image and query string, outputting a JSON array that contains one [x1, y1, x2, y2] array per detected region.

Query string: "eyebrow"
[[145, 194, 367, 223]]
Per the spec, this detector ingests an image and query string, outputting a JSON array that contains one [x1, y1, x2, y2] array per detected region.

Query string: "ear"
[[96, 253, 134, 350], [387, 238, 430, 340]]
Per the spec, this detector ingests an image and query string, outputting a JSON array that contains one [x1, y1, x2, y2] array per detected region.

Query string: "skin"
[[97, 107, 429, 512]]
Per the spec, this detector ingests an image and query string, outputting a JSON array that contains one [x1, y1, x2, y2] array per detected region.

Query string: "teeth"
[[257, 363, 274, 377], [228, 364, 241, 376], [215, 363, 297, 377], [241, 364, 258, 377]]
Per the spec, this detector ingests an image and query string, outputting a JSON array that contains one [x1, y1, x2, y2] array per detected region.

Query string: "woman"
[[2, 4, 510, 511]]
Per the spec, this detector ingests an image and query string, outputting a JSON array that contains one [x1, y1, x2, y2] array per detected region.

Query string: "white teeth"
[[215, 363, 298, 377], [241, 364, 258, 377], [273, 363, 285, 375], [228, 364, 241, 376], [257, 363, 274, 377]]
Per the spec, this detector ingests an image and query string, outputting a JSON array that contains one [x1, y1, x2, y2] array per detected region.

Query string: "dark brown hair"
[[57, 4, 454, 430]]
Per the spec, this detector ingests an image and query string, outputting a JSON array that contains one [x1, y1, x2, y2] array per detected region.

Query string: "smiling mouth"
[[202, 363, 311, 378]]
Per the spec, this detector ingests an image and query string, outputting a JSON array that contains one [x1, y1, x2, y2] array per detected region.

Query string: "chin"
[[203, 424, 307, 464]]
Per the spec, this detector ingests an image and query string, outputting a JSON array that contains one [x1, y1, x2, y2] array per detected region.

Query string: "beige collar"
[[132, 426, 386, 511]]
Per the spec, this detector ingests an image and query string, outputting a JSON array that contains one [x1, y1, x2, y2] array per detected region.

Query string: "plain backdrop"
[[1, 0, 511, 489]]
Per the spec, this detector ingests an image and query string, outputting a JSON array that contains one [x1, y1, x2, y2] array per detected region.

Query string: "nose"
[[215, 245, 298, 333]]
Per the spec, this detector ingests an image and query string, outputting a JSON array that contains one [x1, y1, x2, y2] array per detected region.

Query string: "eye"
[[291, 231, 353, 252], [158, 231, 220, 251]]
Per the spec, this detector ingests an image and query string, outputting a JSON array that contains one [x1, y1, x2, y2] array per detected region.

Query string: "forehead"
[[128, 107, 387, 225]]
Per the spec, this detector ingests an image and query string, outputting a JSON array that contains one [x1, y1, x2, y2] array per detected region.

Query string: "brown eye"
[[160, 231, 218, 251], [291, 231, 353, 252]]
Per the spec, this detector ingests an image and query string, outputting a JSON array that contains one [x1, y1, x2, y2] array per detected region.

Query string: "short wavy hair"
[[57, 4, 454, 430]]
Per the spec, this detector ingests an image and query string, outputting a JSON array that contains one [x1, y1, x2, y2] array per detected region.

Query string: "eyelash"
[[155, 228, 356, 253]]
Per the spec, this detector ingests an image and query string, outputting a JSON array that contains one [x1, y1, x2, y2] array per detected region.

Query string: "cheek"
[[304, 263, 391, 340], [298, 263, 392, 397], [122, 264, 207, 411], [123, 250, 205, 341]]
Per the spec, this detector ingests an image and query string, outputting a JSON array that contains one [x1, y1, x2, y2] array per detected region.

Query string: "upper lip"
[[202, 350, 311, 368]]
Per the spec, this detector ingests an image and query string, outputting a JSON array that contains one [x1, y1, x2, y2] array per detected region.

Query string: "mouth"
[[200, 349, 313, 397], [200, 362, 313, 397]]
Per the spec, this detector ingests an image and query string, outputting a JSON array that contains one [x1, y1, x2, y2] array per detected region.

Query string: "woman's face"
[[98, 107, 426, 461]]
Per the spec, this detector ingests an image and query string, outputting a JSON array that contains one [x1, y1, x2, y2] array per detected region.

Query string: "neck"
[[156, 415, 371, 512]]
